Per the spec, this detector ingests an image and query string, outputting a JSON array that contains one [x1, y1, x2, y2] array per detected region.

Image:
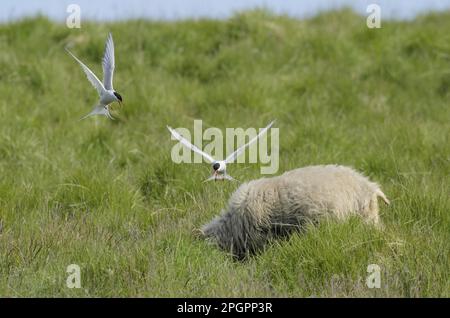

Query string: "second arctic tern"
[[66, 33, 122, 120]]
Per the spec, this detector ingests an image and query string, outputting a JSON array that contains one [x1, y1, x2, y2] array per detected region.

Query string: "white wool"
[[201, 165, 389, 259]]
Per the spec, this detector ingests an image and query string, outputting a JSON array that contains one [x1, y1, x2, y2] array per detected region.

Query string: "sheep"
[[199, 165, 390, 259]]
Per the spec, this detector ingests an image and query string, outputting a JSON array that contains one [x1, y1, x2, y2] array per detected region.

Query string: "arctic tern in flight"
[[66, 33, 122, 120], [167, 121, 274, 181]]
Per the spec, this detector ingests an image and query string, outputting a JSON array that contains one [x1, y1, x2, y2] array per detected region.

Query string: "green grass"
[[0, 9, 449, 297]]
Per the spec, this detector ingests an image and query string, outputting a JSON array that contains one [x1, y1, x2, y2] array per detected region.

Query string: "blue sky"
[[1, 0, 450, 22]]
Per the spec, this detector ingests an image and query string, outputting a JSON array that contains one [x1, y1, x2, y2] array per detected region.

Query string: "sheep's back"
[[246, 165, 380, 220]]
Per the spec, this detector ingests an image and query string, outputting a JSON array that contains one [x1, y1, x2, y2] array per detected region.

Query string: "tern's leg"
[[105, 106, 115, 120]]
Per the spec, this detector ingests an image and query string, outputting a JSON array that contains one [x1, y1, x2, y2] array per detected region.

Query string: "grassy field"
[[0, 9, 448, 297]]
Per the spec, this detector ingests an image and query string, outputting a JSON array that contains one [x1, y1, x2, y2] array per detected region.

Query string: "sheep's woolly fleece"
[[200, 165, 390, 259]]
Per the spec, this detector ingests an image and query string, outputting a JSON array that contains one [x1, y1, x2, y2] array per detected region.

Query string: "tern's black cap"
[[114, 92, 123, 102], [213, 163, 220, 171]]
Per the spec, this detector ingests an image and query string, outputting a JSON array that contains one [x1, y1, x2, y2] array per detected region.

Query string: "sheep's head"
[[199, 208, 264, 260]]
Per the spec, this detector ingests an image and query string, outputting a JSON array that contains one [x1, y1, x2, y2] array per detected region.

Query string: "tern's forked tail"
[[79, 105, 114, 121], [203, 174, 237, 182]]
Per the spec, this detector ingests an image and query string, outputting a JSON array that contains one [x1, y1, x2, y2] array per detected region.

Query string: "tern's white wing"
[[66, 48, 105, 96], [167, 126, 215, 163], [102, 33, 115, 90], [225, 120, 275, 164]]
